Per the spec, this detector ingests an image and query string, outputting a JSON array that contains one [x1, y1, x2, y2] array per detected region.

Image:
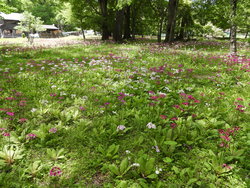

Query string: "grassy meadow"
[[0, 37, 249, 187]]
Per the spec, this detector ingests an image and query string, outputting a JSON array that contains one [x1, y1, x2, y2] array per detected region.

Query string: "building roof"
[[0, 12, 23, 21], [42, 25, 59, 30]]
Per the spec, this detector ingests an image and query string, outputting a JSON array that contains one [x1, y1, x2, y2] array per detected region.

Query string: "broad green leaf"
[[109, 164, 119, 175], [163, 157, 173, 163], [147, 173, 158, 179], [164, 141, 178, 145], [187, 178, 198, 185], [120, 158, 129, 174]]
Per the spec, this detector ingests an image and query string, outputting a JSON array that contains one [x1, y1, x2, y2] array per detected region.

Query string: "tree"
[[0, 1, 16, 13], [149, 0, 167, 42], [15, 12, 45, 44], [165, 0, 179, 43], [230, 0, 237, 54]]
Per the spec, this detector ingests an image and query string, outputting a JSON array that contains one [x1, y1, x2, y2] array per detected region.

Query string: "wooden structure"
[[0, 12, 23, 38], [0, 12, 60, 38]]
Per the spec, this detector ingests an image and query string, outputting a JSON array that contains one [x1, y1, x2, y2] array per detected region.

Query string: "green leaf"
[[164, 141, 178, 145], [163, 157, 173, 163], [196, 120, 207, 127], [172, 166, 180, 174], [166, 129, 173, 140], [145, 158, 155, 175], [187, 178, 198, 185], [116, 180, 128, 188], [109, 164, 119, 176], [120, 158, 129, 174], [147, 173, 158, 179]]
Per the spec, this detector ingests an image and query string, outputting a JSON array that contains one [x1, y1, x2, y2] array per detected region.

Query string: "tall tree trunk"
[[81, 27, 86, 40], [245, 27, 249, 39], [80, 20, 86, 41], [178, 17, 185, 40], [131, 5, 136, 40], [99, 0, 109, 40], [164, 0, 179, 43], [123, 5, 131, 39], [230, 0, 237, 55], [157, 17, 164, 43], [113, 9, 124, 42]]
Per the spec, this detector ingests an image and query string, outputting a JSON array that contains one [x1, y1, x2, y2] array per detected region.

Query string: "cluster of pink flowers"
[[222, 163, 232, 170], [19, 100, 27, 106], [19, 118, 27, 123], [6, 112, 15, 116], [218, 126, 240, 147], [2, 132, 10, 137], [79, 106, 86, 111], [0, 128, 10, 137], [26, 133, 37, 140], [49, 128, 57, 133], [170, 117, 178, 129], [117, 92, 127, 103], [149, 92, 166, 105], [149, 65, 166, 73], [234, 98, 246, 113], [49, 167, 62, 176], [179, 93, 200, 104]]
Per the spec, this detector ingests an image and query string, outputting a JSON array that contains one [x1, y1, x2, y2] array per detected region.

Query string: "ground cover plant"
[[0, 38, 249, 187]]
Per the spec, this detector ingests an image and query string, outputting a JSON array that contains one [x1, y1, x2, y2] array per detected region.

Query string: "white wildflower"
[[31, 108, 37, 112], [117, 125, 126, 131], [147, 122, 156, 129], [131, 163, 140, 167]]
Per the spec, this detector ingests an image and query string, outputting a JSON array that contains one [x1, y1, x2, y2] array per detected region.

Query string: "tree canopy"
[[1, 0, 250, 52]]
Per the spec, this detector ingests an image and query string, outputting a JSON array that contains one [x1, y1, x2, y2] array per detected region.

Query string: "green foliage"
[[0, 145, 24, 166], [0, 39, 249, 187], [15, 11, 45, 33]]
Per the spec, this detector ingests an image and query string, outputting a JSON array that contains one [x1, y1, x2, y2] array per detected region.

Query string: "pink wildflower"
[[160, 115, 167, 119], [236, 98, 243, 101], [6, 112, 14, 116], [171, 117, 178, 121], [49, 167, 62, 176], [79, 106, 86, 111], [26, 133, 37, 140], [49, 128, 57, 133], [170, 123, 177, 129], [220, 135, 231, 142], [2, 132, 10, 137], [150, 96, 158, 100], [19, 118, 27, 123]]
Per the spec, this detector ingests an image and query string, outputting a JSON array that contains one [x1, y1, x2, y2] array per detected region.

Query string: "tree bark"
[[131, 5, 136, 40], [113, 8, 124, 42], [99, 0, 109, 40], [81, 27, 86, 40], [164, 0, 179, 43], [123, 5, 131, 39], [245, 27, 249, 39], [178, 17, 185, 40], [157, 17, 164, 43], [230, 0, 237, 55], [80, 20, 86, 40]]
